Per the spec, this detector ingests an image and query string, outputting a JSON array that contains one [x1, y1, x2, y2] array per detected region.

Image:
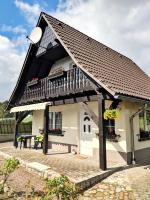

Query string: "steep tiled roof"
[[43, 12, 150, 100]]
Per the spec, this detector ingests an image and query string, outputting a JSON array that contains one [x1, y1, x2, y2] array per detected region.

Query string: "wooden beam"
[[14, 112, 19, 148], [43, 105, 49, 154], [17, 111, 30, 124], [109, 99, 121, 109], [50, 95, 100, 106], [98, 95, 107, 170], [80, 102, 98, 126]]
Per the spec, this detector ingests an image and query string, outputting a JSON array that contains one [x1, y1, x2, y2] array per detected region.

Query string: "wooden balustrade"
[[19, 68, 94, 104]]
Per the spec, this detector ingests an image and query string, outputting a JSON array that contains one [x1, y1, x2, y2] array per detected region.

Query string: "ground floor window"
[[105, 120, 120, 142], [49, 112, 62, 134], [139, 110, 150, 141]]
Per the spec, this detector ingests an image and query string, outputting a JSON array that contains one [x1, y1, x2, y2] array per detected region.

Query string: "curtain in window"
[[55, 112, 62, 129], [49, 112, 54, 130], [49, 112, 62, 130]]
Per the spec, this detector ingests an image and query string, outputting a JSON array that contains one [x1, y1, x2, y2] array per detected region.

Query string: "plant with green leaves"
[[43, 175, 80, 200], [35, 135, 44, 142], [104, 109, 119, 120], [17, 136, 25, 142], [0, 158, 20, 193]]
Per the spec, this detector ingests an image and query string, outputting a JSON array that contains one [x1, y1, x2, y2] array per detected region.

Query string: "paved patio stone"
[[0, 142, 127, 190], [0, 142, 102, 181], [81, 163, 150, 200], [1, 148, 150, 199]]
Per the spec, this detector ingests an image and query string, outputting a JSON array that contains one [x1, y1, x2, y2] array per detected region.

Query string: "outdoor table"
[[18, 134, 36, 149]]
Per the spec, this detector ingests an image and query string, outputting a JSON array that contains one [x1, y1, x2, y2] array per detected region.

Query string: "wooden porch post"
[[14, 112, 19, 148], [43, 105, 49, 154], [98, 95, 107, 170]]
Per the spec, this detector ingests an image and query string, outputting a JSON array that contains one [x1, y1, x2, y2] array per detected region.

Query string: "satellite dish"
[[27, 27, 42, 44]]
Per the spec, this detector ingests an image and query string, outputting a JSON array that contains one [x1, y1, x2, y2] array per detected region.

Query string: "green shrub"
[[17, 136, 25, 142], [43, 175, 79, 200], [0, 158, 20, 193]]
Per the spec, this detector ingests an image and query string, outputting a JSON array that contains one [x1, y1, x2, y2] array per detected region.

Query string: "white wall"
[[31, 100, 150, 158], [31, 101, 128, 154], [48, 104, 80, 146], [32, 110, 44, 135], [86, 101, 127, 153], [124, 101, 150, 152]]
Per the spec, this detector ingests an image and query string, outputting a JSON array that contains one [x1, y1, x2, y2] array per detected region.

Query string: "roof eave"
[[6, 12, 45, 111], [115, 94, 150, 105]]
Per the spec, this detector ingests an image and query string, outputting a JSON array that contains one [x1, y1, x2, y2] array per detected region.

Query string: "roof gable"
[[7, 12, 150, 109], [43, 12, 150, 101]]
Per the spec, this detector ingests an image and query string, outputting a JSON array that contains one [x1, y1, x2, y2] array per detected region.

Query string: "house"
[[7, 12, 150, 170]]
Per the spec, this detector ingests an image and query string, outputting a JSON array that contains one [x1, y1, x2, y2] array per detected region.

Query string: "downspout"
[[129, 116, 136, 164], [129, 104, 147, 164]]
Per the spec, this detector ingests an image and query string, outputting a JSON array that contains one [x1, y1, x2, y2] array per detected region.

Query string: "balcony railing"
[[18, 68, 95, 104]]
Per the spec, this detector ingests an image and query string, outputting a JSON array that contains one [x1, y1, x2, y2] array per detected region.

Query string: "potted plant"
[[104, 109, 119, 120]]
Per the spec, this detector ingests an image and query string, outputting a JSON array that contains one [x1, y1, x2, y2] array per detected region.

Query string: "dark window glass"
[[49, 112, 53, 130], [55, 112, 62, 129], [84, 116, 90, 121], [139, 111, 150, 140], [105, 119, 116, 139], [88, 125, 91, 133], [84, 125, 86, 132]]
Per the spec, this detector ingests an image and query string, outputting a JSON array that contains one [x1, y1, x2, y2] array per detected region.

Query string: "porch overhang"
[[10, 102, 52, 113]]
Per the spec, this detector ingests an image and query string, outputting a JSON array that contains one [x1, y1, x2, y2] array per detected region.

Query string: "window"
[[83, 116, 91, 133], [139, 110, 150, 140], [105, 119, 120, 142], [48, 112, 62, 134]]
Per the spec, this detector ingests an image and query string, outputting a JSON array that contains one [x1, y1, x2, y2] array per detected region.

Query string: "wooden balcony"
[[17, 68, 95, 105]]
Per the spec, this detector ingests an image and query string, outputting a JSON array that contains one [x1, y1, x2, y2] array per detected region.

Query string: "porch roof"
[[10, 102, 51, 113]]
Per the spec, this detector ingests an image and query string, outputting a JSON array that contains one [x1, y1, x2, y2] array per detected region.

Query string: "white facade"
[[31, 100, 150, 164]]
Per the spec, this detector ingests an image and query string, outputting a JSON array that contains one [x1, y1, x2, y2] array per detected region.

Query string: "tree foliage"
[[0, 158, 20, 193], [0, 101, 13, 118]]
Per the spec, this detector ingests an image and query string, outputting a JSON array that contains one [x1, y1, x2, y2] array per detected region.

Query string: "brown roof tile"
[[43, 12, 150, 100]]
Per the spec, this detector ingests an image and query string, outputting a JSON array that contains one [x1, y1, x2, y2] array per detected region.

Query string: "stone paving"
[[0, 142, 125, 190], [0, 152, 150, 199], [0, 142, 102, 181], [1, 142, 150, 199], [0, 155, 135, 200], [80, 165, 150, 200]]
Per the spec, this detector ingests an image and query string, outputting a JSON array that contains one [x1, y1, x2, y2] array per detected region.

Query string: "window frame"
[[139, 110, 150, 141], [105, 119, 120, 142], [48, 112, 63, 135]]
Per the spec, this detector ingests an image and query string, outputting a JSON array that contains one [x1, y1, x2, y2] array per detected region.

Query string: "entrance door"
[[80, 111, 93, 156]]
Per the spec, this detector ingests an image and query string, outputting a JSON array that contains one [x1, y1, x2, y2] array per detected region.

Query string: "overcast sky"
[[0, 0, 150, 101]]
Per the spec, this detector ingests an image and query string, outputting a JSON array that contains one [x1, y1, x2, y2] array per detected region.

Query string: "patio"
[[0, 142, 125, 189]]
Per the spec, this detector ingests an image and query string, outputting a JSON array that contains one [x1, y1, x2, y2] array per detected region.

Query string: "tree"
[[0, 101, 13, 118]]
